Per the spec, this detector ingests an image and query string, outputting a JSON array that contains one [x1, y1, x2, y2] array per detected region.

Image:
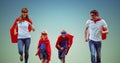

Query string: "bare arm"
[[84, 26, 89, 42], [102, 26, 108, 34], [29, 23, 35, 31], [35, 48, 39, 56]]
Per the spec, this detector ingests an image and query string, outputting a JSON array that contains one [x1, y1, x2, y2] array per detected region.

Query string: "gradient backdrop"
[[0, 0, 120, 63]]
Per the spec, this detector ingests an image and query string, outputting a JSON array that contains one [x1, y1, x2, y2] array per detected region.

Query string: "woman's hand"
[[35, 53, 38, 56], [14, 31, 17, 35]]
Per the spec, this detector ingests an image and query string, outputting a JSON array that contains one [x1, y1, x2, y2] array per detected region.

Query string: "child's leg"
[[63, 58, 65, 63], [61, 58, 65, 63], [44, 59, 48, 63], [59, 49, 66, 63], [60, 59, 62, 63], [41, 59, 44, 63]]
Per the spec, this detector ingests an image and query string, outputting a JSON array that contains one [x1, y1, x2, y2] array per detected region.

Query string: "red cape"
[[10, 17, 32, 43], [37, 38, 51, 63], [102, 26, 107, 40], [55, 34, 74, 55]]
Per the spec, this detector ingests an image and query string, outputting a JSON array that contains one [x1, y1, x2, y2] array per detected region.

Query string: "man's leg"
[[95, 41, 102, 63], [89, 40, 96, 63]]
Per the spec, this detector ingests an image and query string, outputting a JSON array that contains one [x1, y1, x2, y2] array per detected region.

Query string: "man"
[[84, 10, 108, 63]]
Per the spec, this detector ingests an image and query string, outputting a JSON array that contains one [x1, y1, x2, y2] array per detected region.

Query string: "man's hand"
[[85, 38, 88, 42]]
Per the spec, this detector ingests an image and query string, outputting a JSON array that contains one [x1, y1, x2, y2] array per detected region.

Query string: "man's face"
[[90, 13, 97, 19]]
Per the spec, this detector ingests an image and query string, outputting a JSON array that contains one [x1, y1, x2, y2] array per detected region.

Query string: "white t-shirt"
[[18, 21, 31, 39], [86, 19, 107, 41]]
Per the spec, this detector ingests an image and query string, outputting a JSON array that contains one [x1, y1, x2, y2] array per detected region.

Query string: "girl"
[[36, 31, 51, 63]]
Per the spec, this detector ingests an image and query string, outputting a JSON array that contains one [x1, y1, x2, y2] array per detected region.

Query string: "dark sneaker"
[[20, 55, 23, 61]]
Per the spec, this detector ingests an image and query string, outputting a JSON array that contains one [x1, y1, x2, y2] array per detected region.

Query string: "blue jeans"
[[18, 38, 31, 63], [89, 40, 102, 63]]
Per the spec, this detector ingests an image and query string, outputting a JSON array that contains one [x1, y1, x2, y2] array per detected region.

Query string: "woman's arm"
[[29, 23, 35, 31], [14, 22, 18, 35]]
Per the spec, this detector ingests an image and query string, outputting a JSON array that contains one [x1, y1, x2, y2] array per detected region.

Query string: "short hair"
[[90, 10, 99, 16]]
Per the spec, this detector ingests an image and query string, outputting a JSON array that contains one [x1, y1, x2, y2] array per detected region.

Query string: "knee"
[[91, 54, 95, 58], [25, 50, 29, 55], [19, 50, 23, 55]]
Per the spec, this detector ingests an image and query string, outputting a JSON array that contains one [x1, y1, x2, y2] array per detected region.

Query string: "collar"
[[91, 18, 101, 23]]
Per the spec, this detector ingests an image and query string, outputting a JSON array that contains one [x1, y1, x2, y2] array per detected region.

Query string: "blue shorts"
[[58, 49, 66, 59], [40, 49, 48, 59]]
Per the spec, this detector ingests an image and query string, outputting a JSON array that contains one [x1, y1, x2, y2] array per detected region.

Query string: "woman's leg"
[[24, 38, 31, 63], [18, 39, 24, 61]]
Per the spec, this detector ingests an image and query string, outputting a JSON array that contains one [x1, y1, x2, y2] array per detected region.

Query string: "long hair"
[[19, 8, 29, 21], [40, 31, 49, 39]]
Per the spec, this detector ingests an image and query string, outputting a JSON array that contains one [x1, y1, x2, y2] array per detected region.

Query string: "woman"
[[10, 8, 35, 63], [36, 31, 51, 63]]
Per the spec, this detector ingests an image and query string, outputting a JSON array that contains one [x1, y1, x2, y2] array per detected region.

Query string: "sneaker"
[[20, 55, 23, 61]]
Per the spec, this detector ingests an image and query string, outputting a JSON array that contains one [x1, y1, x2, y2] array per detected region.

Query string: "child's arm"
[[55, 36, 64, 50], [35, 39, 42, 56], [35, 48, 39, 56]]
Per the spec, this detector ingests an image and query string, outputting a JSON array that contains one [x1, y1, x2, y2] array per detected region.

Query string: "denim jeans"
[[18, 38, 31, 63], [89, 40, 102, 63]]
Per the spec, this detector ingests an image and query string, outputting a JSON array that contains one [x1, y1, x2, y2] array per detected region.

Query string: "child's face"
[[61, 34, 66, 37], [41, 35, 47, 39], [61, 32, 66, 37]]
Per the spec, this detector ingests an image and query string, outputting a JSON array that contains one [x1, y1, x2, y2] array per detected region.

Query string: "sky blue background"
[[0, 0, 120, 63]]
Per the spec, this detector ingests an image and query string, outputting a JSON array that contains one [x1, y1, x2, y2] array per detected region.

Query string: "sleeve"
[[66, 34, 74, 55], [55, 36, 62, 50], [27, 18, 33, 32], [67, 34, 74, 46], [102, 20, 107, 28], [28, 18, 32, 24], [86, 20, 89, 27]]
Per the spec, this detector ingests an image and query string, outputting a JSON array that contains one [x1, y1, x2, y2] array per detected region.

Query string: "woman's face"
[[21, 9, 28, 18], [22, 12, 28, 18]]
